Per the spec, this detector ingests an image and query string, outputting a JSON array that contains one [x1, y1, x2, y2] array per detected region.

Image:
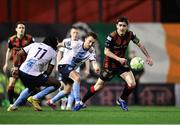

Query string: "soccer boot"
[[61, 98, 67, 110], [47, 100, 57, 110], [7, 105, 18, 112], [73, 102, 84, 111], [82, 104, 87, 109], [66, 106, 72, 110], [27, 96, 42, 111], [116, 98, 128, 111]]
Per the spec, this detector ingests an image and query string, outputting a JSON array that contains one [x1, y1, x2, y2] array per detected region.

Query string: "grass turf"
[[0, 106, 180, 124]]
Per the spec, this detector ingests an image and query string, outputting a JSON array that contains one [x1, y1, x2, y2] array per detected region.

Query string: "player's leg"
[[7, 88, 33, 111], [47, 80, 73, 110], [29, 86, 57, 101], [69, 70, 81, 105], [27, 86, 58, 111], [61, 96, 68, 110], [73, 78, 105, 111], [73, 69, 113, 111], [117, 71, 136, 111], [7, 77, 17, 104], [66, 89, 75, 110]]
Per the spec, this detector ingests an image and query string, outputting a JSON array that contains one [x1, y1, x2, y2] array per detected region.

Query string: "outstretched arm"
[[91, 60, 100, 74], [137, 42, 153, 66]]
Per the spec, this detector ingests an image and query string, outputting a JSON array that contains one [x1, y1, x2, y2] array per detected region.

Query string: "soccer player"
[[73, 16, 153, 111], [3, 21, 34, 105], [27, 27, 90, 111], [7, 36, 62, 111], [46, 32, 100, 110], [57, 27, 90, 110]]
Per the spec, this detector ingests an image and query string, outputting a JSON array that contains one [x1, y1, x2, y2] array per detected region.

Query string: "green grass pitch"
[[0, 106, 180, 124]]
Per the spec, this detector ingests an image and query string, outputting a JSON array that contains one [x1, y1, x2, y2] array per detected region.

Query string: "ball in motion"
[[130, 57, 144, 71]]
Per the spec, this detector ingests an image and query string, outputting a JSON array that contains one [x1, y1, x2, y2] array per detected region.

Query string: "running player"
[[46, 32, 100, 110], [7, 36, 62, 111], [73, 16, 153, 111]]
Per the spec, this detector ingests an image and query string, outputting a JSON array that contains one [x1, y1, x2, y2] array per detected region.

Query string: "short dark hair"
[[15, 21, 25, 28], [70, 26, 79, 30], [116, 16, 129, 25], [42, 36, 58, 50], [85, 32, 98, 40]]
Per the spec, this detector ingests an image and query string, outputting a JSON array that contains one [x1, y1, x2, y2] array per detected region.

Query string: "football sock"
[[7, 86, 15, 104], [121, 85, 134, 101], [13, 88, 31, 107], [67, 90, 75, 108], [51, 90, 67, 103], [82, 85, 96, 103], [73, 82, 80, 103], [33, 86, 57, 100]]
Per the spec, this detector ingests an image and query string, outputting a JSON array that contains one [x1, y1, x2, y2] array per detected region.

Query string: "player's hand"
[[3, 64, 8, 73], [146, 57, 153, 66], [11, 67, 19, 78], [117, 58, 127, 65], [95, 68, 100, 74]]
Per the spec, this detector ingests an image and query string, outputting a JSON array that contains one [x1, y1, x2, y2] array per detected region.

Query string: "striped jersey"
[[103, 30, 140, 69], [8, 34, 34, 65]]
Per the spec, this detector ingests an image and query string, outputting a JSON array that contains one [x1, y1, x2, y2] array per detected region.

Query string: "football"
[[130, 57, 144, 71]]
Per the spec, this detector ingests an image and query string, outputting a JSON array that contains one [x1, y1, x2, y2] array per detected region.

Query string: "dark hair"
[[15, 21, 25, 28], [116, 16, 129, 25], [42, 36, 58, 50], [85, 32, 98, 40], [70, 26, 79, 30]]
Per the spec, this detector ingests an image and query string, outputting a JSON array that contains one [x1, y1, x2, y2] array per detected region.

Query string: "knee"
[[127, 82, 136, 89], [74, 76, 80, 83], [64, 85, 72, 94]]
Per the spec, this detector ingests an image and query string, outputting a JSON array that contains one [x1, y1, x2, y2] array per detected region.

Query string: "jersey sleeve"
[[89, 50, 96, 61], [105, 35, 113, 48], [8, 39, 13, 49], [63, 39, 71, 49], [131, 31, 140, 44], [59, 47, 65, 52], [49, 53, 56, 65]]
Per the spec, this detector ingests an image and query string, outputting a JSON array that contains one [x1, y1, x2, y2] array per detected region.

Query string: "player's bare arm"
[[3, 48, 12, 73], [104, 47, 127, 65], [137, 42, 153, 66], [45, 64, 55, 76], [12, 49, 26, 78], [91, 60, 100, 74]]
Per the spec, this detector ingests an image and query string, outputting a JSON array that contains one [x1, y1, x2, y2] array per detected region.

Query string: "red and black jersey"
[[103, 30, 140, 69], [8, 34, 34, 65]]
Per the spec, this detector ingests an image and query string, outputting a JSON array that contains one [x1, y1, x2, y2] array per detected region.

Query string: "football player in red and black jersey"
[[74, 16, 153, 111], [3, 21, 34, 105]]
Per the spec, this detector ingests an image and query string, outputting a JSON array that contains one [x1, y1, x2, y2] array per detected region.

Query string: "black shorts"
[[58, 64, 74, 85], [99, 66, 131, 81], [19, 70, 48, 89]]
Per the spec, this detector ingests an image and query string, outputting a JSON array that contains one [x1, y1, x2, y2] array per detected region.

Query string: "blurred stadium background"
[[0, 0, 180, 107]]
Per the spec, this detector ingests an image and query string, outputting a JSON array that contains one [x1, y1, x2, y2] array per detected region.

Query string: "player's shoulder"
[[9, 35, 16, 41], [25, 34, 33, 38], [126, 30, 135, 36], [106, 31, 117, 41], [89, 47, 95, 53], [110, 30, 117, 37], [63, 38, 71, 42]]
